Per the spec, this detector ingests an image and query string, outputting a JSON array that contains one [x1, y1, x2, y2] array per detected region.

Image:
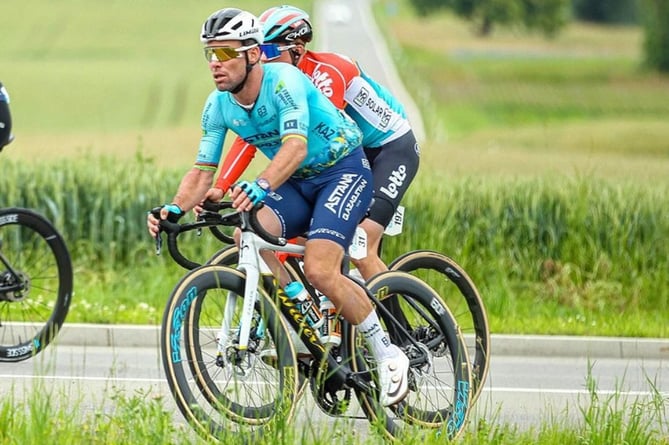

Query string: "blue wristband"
[[238, 180, 267, 205], [163, 204, 183, 215]]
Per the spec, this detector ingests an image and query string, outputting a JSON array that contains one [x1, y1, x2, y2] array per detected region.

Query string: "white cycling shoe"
[[377, 344, 410, 407]]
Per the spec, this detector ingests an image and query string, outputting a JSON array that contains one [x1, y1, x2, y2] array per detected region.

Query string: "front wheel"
[[0, 208, 73, 362], [351, 270, 472, 442], [161, 265, 299, 442]]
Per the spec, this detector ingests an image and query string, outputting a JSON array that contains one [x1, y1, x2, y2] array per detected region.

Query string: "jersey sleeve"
[[195, 92, 228, 171], [215, 136, 257, 192], [273, 72, 310, 141]]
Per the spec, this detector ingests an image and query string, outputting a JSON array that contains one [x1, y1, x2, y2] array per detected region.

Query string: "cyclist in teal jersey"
[[146, 8, 410, 406], [209, 6, 419, 288], [205, 6, 419, 342]]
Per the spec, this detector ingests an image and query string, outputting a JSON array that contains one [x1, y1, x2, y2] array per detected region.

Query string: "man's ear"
[[250, 46, 263, 64], [294, 43, 307, 55]]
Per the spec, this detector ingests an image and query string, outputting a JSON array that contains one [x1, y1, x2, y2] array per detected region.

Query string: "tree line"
[[408, 0, 669, 73]]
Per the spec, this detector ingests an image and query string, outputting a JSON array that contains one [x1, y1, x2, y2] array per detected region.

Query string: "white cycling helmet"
[[200, 8, 263, 45]]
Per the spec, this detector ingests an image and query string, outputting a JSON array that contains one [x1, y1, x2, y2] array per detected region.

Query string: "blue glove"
[[163, 203, 183, 222], [237, 180, 267, 206]]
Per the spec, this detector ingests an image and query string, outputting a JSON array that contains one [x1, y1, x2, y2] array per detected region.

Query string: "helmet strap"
[[230, 52, 257, 94]]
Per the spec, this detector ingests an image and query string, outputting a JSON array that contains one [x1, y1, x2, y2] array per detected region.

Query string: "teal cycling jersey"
[[343, 68, 411, 148], [196, 63, 363, 178]]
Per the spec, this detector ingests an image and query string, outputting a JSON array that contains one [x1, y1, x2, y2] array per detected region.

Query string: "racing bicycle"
[[156, 202, 490, 403], [154, 203, 472, 442]]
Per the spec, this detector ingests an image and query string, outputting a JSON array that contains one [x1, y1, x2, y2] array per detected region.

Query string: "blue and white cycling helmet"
[[200, 8, 264, 45], [260, 5, 313, 44]]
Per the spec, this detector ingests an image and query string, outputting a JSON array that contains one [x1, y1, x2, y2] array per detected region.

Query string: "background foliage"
[[406, 0, 669, 72], [1, 0, 667, 336]]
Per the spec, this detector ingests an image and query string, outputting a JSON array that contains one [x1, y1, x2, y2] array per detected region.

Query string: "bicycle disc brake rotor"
[[0, 270, 29, 302], [222, 331, 266, 380], [412, 326, 448, 357]]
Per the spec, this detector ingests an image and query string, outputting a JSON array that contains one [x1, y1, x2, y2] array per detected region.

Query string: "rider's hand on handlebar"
[[146, 204, 183, 239], [194, 188, 226, 216], [231, 180, 266, 211]]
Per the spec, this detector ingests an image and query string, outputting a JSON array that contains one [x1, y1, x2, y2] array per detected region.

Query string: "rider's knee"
[[367, 197, 396, 229]]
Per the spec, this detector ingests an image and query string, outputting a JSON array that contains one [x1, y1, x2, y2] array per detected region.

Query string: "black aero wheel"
[[389, 250, 490, 402], [351, 271, 472, 442], [0, 208, 72, 362]]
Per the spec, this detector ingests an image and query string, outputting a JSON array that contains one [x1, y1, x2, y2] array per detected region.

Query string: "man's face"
[[204, 40, 256, 92]]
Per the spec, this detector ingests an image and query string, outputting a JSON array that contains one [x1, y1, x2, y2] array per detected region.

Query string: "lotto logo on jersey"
[[311, 66, 334, 98]]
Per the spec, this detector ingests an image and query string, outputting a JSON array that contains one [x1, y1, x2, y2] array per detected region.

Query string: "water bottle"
[[318, 296, 341, 346], [284, 281, 324, 329]]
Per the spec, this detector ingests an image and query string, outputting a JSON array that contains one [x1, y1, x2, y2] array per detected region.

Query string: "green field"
[[1, 0, 668, 338]]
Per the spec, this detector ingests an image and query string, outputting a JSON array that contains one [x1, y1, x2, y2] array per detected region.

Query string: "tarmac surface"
[[55, 323, 669, 360]]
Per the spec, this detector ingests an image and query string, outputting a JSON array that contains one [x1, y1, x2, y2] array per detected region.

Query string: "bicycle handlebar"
[[151, 200, 286, 270]]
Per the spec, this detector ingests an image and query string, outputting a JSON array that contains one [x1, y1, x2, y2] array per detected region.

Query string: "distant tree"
[[408, 0, 570, 37], [642, 0, 669, 72], [572, 0, 639, 24]]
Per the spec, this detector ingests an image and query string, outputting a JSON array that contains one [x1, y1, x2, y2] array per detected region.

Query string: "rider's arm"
[[173, 90, 227, 210], [170, 168, 216, 213], [214, 136, 257, 192], [255, 134, 307, 191]]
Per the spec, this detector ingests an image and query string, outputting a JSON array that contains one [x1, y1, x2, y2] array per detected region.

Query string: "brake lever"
[[155, 232, 163, 255], [149, 206, 170, 255]]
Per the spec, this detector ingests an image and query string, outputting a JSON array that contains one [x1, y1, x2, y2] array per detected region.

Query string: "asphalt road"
[[1, 342, 666, 437]]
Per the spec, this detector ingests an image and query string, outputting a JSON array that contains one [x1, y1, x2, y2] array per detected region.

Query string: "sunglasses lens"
[[204, 47, 238, 62], [260, 44, 281, 60]]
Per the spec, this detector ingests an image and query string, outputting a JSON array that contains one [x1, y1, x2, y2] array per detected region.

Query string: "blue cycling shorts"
[[263, 148, 373, 250]]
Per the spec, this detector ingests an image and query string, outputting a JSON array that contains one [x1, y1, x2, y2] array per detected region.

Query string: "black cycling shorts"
[[363, 130, 420, 228]]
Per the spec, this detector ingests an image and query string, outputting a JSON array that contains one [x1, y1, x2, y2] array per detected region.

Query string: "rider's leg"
[[304, 238, 409, 406], [356, 132, 420, 342], [351, 217, 386, 279]]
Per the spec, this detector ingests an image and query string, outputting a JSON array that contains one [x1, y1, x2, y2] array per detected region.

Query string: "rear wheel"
[[352, 271, 472, 441], [389, 250, 489, 402]]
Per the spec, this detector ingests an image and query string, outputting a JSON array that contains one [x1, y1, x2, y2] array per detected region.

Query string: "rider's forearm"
[[171, 168, 215, 212], [215, 137, 257, 192], [257, 135, 307, 190]]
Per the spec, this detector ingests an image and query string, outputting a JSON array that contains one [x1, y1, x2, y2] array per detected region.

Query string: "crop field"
[[1, 0, 668, 337]]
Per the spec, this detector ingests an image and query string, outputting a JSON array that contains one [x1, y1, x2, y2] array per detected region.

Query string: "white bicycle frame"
[[213, 203, 406, 357], [215, 222, 305, 357]]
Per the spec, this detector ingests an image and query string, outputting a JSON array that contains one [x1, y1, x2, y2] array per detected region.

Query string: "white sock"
[[356, 310, 395, 361]]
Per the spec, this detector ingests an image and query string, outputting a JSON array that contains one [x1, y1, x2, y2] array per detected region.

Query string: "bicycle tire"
[[389, 250, 490, 403], [161, 265, 300, 440], [0, 208, 73, 362], [352, 270, 472, 441]]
